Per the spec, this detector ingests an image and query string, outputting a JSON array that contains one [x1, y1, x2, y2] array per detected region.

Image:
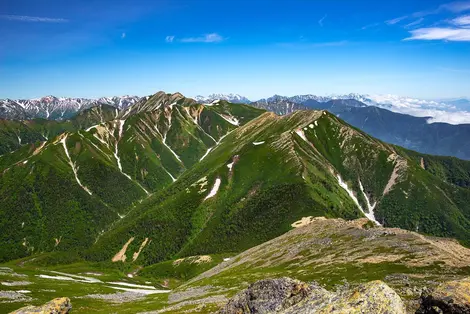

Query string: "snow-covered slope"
[[0, 95, 141, 120], [194, 94, 251, 104]]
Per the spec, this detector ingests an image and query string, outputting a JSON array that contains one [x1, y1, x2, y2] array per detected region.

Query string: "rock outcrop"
[[219, 278, 311, 313], [10, 297, 72, 314], [417, 277, 470, 314], [219, 278, 406, 314]]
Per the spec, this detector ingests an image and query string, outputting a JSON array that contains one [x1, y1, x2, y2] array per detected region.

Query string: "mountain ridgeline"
[[2, 91, 470, 270], [251, 98, 470, 160]]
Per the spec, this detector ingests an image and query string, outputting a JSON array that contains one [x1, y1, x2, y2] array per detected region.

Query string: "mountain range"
[[2, 91, 470, 263], [2, 91, 470, 313], [0, 95, 140, 120]]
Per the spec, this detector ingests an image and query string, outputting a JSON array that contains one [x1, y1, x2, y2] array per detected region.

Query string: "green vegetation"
[[2, 92, 470, 313]]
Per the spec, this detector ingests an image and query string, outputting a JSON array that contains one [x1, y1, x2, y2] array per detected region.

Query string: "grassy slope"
[[0, 98, 264, 263], [87, 110, 470, 270], [0, 104, 118, 155]]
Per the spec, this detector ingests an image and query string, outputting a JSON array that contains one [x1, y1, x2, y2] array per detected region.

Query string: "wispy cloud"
[[412, 1, 470, 17], [180, 33, 225, 43], [318, 14, 327, 27], [166, 33, 224, 43], [405, 18, 424, 28], [385, 16, 408, 25], [452, 14, 470, 25], [441, 1, 470, 13], [405, 27, 470, 41], [361, 23, 380, 30], [121, 32, 126, 39], [0, 14, 68, 23]]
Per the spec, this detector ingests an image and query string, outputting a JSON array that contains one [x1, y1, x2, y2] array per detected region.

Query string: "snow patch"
[[295, 129, 308, 142], [106, 285, 170, 295], [60, 135, 92, 195], [217, 113, 239, 126], [114, 120, 149, 194], [163, 168, 177, 182], [204, 178, 221, 200], [336, 175, 381, 226], [358, 180, 381, 226], [108, 282, 156, 290], [199, 130, 233, 162], [200, 148, 213, 161]]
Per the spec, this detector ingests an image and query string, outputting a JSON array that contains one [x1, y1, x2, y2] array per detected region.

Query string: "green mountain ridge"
[[0, 92, 264, 262], [87, 106, 470, 269], [2, 90, 470, 267], [2, 91, 470, 313]]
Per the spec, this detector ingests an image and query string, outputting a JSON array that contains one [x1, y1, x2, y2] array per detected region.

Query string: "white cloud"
[[405, 18, 424, 28], [385, 16, 408, 25], [405, 27, 470, 41], [367, 94, 470, 124], [165, 36, 175, 43], [452, 14, 470, 25], [121, 32, 126, 39], [180, 33, 224, 43], [0, 14, 68, 23], [318, 14, 327, 27]]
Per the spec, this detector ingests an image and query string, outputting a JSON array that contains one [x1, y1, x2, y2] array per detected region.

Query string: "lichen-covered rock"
[[417, 277, 470, 314], [219, 278, 406, 314], [218, 278, 311, 313], [10, 297, 72, 314], [316, 280, 406, 314]]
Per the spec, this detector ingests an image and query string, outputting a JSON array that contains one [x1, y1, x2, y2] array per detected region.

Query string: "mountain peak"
[[194, 94, 251, 104]]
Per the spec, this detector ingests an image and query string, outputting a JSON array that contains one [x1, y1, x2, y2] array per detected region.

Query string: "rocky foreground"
[[220, 277, 470, 314], [10, 276, 470, 313]]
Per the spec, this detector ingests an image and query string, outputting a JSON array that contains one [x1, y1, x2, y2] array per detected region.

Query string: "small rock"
[[10, 297, 71, 314]]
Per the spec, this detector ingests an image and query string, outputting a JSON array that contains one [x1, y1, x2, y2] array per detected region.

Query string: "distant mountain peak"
[[0, 95, 141, 120], [194, 94, 251, 104]]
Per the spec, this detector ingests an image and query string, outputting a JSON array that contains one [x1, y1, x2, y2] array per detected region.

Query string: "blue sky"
[[1, 0, 470, 100]]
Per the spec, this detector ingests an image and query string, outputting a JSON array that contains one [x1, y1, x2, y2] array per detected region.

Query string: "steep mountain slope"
[[0, 92, 265, 262], [0, 104, 119, 155], [250, 98, 470, 160], [0, 95, 140, 120], [309, 101, 470, 160], [86, 108, 470, 271]]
